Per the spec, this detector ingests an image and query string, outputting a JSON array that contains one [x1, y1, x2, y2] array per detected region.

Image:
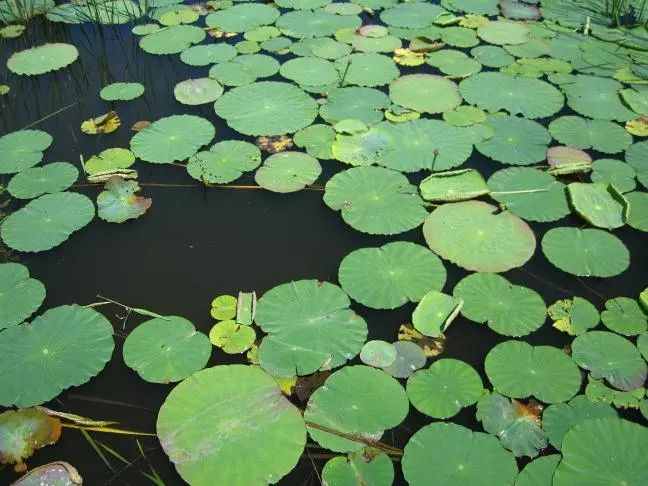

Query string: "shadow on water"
[[0, 9, 647, 486]]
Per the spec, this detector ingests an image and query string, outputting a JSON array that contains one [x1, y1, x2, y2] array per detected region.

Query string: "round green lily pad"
[[279, 56, 339, 87], [255, 151, 321, 193], [0, 129, 53, 174], [130, 114, 215, 164], [515, 455, 561, 486], [407, 359, 483, 419], [389, 74, 461, 114], [572, 331, 647, 391], [601, 297, 647, 336], [402, 422, 518, 486], [548, 116, 632, 154], [96, 178, 151, 223], [1, 192, 95, 252], [139, 25, 205, 55], [423, 201, 536, 273], [381, 341, 427, 379], [485, 340, 581, 403], [559, 74, 636, 122], [548, 297, 600, 335], [477, 20, 530, 45], [205, 3, 279, 33], [567, 182, 626, 229], [187, 141, 261, 184], [0, 263, 45, 331], [173, 78, 224, 105], [319, 87, 389, 125], [476, 115, 550, 166], [553, 417, 648, 485], [0, 305, 114, 407], [210, 295, 237, 320], [123, 316, 210, 383], [453, 273, 546, 337], [359, 340, 397, 368], [411, 290, 462, 337], [305, 365, 409, 452], [180, 43, 237, 66], [209, 320, 256, 354], [255, 279, 367, 377], [7, 43, 78, 75], [626, 141, 648, 189], [541, 227, 630, 277], [338, 241, 446, 309], [488, 167, 570, 222], [214, 81, 318, 136], [99, 82, 144, 101], [324, 166, 428, 235], [8, 162, 78, 199], [322, 448, 393, 486], [84, 148, 135, 175], [157, 365, 306, 485], [277, 9, 361, 38], [590, 159, 636, 193], [626, 191, 648, 231], [542, 395, 617, 450]]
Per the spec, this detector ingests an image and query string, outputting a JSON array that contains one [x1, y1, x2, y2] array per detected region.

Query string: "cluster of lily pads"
[[1, 0, 648, 484]]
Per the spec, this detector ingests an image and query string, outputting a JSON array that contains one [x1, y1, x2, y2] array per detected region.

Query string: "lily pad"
[[205, 3, 279, 33], [157, 365, 305, 485], [255, 151, 321, 193], [99, 82, 144, 101], [601, 297, 647, 336], [280, 56, 339, 87], [553, 417, 648, 485], [1, 192, 95, 252], [187, 141, 261, 184], [590, 159, 637, 193], [0, 408, 61, 470], [97, 177, 151, 223], [304, 365, 409, 452], [626, 141, 648, 189], [319, 87, 390, 125], [572, 331, 647, 391], [123, 316, 210, 383], [0, 305, 114, 407], [477, 20, 530, 45], [0, 263, 45, 331], [402, 422, 518, 486], [359, 340, 397, 368], [321, 448, 393, 486], [12, 461, 82, 485], [559, 74, 636, 122], [338, 242, 446, 309], [548, 297, 600, 335], [209, 320, 256, 354], [423, 201, 536, 273], [210, 295, 237, 320], [485, 340, 581, 404], [0, 129, 52, 174], [336, 53, 399, 87], [214, 81, 318, 136], [8, 162, 78, 200], [453, 273, 546, 337], [626, 191, 648, 231], [324, 166, 428, 235], [255, 280, 368, 377], [130, 114, 215, 164], [548, 116, 632, 154], [389, 74, 461, 114], [407, 359, 483, 419], [7, 43, 78, 75], [568, 182, 627, 229], [173, 78, 223, 105], [180, 43, 237, 66], [412, 290, 463, 337], [476, 392, 547, 457], [139, 25, 205, 55], [84, 148, 135, 175], [381, 341, 427, 379], [476, 115, 550, 166], [515, 455, 561, 486]]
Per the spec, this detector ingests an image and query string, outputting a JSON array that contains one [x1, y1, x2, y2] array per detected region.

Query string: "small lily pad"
[[97, 177, 151, 223], [255, 151, 321, 193]]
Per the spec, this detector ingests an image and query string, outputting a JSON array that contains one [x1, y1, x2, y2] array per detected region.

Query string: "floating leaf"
[[180, 43, 237, 66], [97, 177, 151, 223], [548, 297, 600, 335], [590, 159, 637, 193], [236, 291, 256, 326], [255, 280, 367, 377], [1, 192, 95, 252], [548, 116, 632, 154], [0, 129, 52, 174], [139, 25, 205, 55], [7, 43, 78, 75], [336, 53, 399, 87], [339, 242, 446, 309], [407, 359, 482, 419], [80, 111, 121, 135], [514, 455, 561, 486], [477, 20, 530, 45], [255, 151, 321, 193], [0, 263, 45, 331], [553, 418, 648, 485], [359, 340, 397, 368], [322, 448, 393, 486], [541, 227, 630, 277], [157, 365, 305, 485], [205, 3, 279, 33], [305, 366, 408, 452], [320, 87, 389, 125], [567, 182, 627, 229], [210, 295, 237, 320], [485, 340, 581, 404], [423, 201, 536, 273], [601, 297, 647, 336], [130, 114, 215, 164], [0, 305, 114, 407], [411, 290, 462, 337], [12, 461, 82, 485], [453, 273, 546, 337], [99, 82, 144, 101], [8, 162, 78, 200], [173, 78, 223, 105], [209, 320, 256, 354], [187, 140, 261, 184], [626, 141, 648, 189], [84, 148, 135, 176], [0, 408, 61, 471], [402, 422, 518, 486], [572, 331, 647, 391], [476, 115, 550, 165], [476, 392, 547, 457], [381, 341, 427, 379], [585, 376, 645, 409], [324, 166, 428, 235], [389, 74, 461, 114]]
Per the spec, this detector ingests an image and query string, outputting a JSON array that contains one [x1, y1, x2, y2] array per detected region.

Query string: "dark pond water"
[[1, 9, 647, 486]]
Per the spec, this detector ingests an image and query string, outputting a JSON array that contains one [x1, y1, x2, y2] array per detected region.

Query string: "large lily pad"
[[130, 114, 215, 164], [1, 192, 95, 252], [0, 263, 45, 331], [475, 115, 550, 166], [304, 365, 409, 452], [338, 242, 446, 309], [324, 166, 428, 235], [407, 359, 483, 419], [205, 3, 279, 33], [7, 43, 78, 75], [572, 331, 647, 391], [601, 297, 647, 336], [254, 151, 321, 193], [548, 116, 632, 154], [485, 340, 581, 404], [0, 305, 114, 407], [139, 25, 205, 55], [423, 201, 536, 273], [214, 81, 318, 136], [255, 280, 368, 377], [553, 417, 648, 485], [8, 162, 78, 200], [187, 141, 261, 184], [567, 182, 627, 229], [0, 129, 52, 174], [319, 87, 390, 125], [402, 422, 518, 486], [541, 227, 630, 277], [477, 20, 530, 45], [453, 273, 546, 337], [157, 365, 305, 485], [173, 78, 223, 105], [389, 74, 461, 114], [123, 316, 211, 383]]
